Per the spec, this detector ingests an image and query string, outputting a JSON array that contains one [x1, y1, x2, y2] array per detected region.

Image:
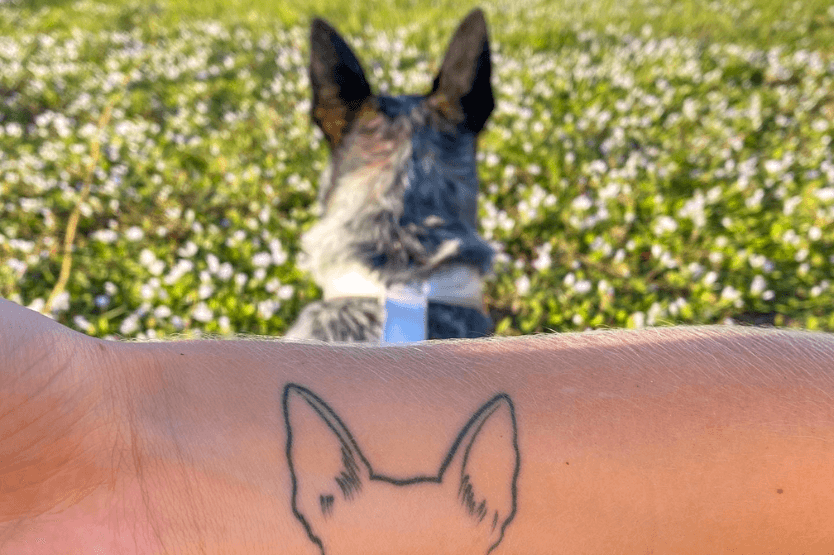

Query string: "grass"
[[8, 0, 834, 48], [1, 0, 833, 339]]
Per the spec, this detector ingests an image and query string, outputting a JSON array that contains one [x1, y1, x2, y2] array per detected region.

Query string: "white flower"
[[6, 258, 27, 276], [218, 262, 234, 281], [265, 279, 281, 294], [781, 229, 800, 246], [154, 305, 172, 319], [571, 195, 592, 211], [92, 229, 119, 243], [178, 241, 198, 257], [125, 226, 144, 241], [51, 291, 70, 313], [652, 215, 678, 234], [140, 283, 156, 300], [515, 274, 531, 296], [164, 259, 194, 285], [207, 253, 220, 273], [27, 298, 46, 314], [669, 297, 688, 316], [252, 252, 272, 267], [270, 243, 288, 265], [814, 188, 834, 202], [720, 286, 741, 302], [257, 299, 280, 319], [783, 196, 802, 216], [73, 315, 93, 332], [192, 302, 213, 322], [748, 254, 766, 269], [647, 302, 663, 326], [140, 248, 156, 266], [629, 311, 645, 328], [764, 159, 783, 174], [218, 316, 231, 332], [687, 262, 704, 277], [532, 243, 552, 271], [750, 275, 766, 295], [120, 314, 140, 335], [588, 159, 607, 174], [278, 285, 295, 300], [574, 280, 592, 294]]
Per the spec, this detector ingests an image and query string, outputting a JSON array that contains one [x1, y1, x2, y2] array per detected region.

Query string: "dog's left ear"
[[429, 9, 494, 134], [310, 18, 373, 147]]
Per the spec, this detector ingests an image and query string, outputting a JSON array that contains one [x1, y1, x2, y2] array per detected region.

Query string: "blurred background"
[[1, 0, 833, 339]]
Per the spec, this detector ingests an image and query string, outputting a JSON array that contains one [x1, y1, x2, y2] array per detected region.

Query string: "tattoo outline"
[[283, 384, 519, 555]]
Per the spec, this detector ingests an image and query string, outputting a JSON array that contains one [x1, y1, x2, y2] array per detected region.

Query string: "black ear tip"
[[461, 8, 488, 33], [311, 18, 336, 39], [465, 8, 486, 23]]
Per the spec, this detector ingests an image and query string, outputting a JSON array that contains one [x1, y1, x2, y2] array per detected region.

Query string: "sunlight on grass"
[[1, 0, 833, 338]]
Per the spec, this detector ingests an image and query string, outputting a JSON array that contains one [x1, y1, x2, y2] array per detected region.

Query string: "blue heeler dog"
[[286, 9, 495, 342]]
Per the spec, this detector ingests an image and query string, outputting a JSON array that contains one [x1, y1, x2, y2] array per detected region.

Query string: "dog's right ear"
[[310, 19, 373, 147], [439, 394, 518, 554]]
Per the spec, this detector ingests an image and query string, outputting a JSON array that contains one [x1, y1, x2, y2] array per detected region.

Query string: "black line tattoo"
[[282, 384, 520, 555]]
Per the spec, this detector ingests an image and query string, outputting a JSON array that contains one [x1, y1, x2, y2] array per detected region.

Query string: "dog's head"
[[304, 10, 495, 281]]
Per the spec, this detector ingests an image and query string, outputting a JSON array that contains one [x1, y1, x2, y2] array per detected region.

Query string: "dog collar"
[[322, 264, 484, 311]]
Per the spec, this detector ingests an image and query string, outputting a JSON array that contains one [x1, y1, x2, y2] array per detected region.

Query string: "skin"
[[2, 296, 834, 554]]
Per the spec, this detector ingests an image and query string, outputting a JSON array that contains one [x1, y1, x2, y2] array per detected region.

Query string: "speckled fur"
[[287, 11, 495, 342]]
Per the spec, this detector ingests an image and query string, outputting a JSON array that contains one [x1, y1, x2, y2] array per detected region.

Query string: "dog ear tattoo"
[[283, 384, 520, 555]]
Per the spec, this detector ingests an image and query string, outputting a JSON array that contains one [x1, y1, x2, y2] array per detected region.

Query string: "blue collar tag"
[[382, 282, 429, 343]]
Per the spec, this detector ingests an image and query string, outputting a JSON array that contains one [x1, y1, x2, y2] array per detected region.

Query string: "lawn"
[[1, 0, 833, 338]]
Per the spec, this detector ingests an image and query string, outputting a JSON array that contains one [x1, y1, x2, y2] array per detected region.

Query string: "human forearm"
[[116, 328, 834, 553], [3, 298, 834, 554]]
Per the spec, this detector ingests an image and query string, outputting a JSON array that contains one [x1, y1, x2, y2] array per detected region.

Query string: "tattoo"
[[283, 384, 519, 555]]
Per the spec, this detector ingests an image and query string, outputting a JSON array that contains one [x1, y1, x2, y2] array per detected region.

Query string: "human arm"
[[2, 297, 834, 554]]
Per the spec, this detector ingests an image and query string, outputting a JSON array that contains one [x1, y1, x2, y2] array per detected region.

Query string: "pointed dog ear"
[[429, 9, 494, 134], [284, 385, 372, 545], [440, 394, 519, 552], [309, 18, 373, 147]]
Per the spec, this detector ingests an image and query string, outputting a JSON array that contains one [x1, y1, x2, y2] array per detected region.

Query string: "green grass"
[[1, 0, 833, 338], [8, 0, 834, 49]]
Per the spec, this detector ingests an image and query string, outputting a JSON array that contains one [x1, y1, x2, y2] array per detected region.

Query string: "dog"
[[283, 384, 519, 555], [285, 9, 496, 342]]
